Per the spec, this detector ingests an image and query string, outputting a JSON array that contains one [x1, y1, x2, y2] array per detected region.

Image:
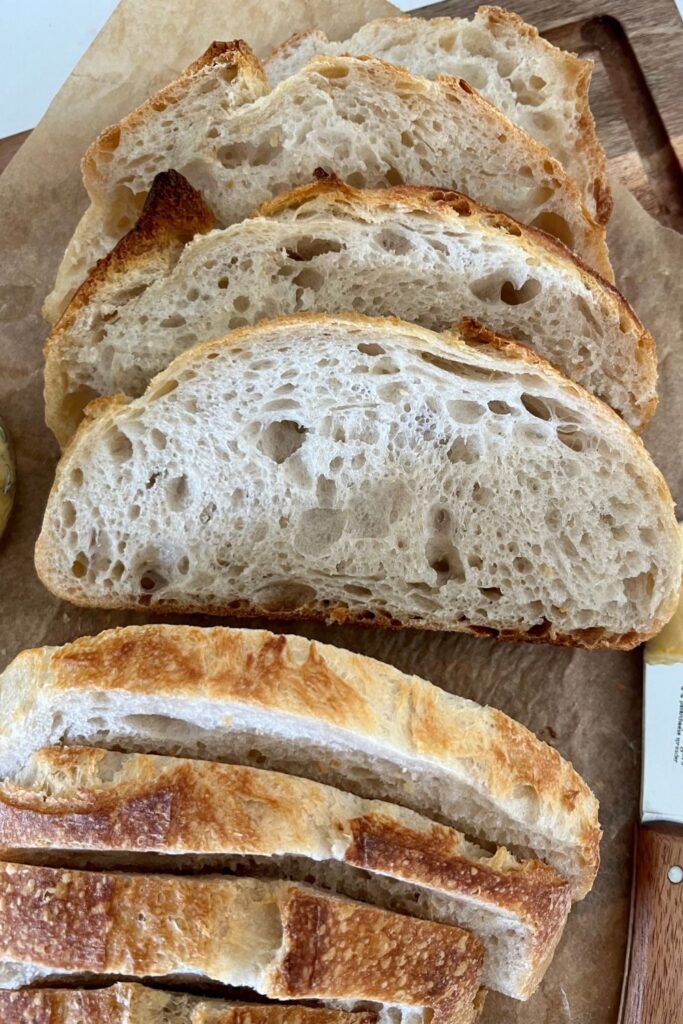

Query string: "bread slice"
[[266, 7, 610, 224], [0, 624, 600, 898], [0, 745, 572, 999], [0, 984, 376, 1024], [36, 313, 680, 647], [0, 862, 485, 1024], [42, 40, 268, 324], [44, 47, 612, 323], [45, 173, 654, 445]]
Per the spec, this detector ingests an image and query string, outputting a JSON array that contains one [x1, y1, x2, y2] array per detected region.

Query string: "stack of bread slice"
[[0, 624, 599, 1012], [5, 5, 681, 1020]]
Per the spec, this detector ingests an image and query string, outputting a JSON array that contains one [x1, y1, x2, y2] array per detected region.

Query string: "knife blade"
[[620, 524, 683, 1024]]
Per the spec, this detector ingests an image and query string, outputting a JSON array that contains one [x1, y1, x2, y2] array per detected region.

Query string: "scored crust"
[[36, 311, 677, 648], [0, 624, 602, 899], [0, 863, 484, 1023], [0, 744, 571, 997]]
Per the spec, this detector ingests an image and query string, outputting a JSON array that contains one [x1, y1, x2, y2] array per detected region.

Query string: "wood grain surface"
[[621, 826, 683, 1024]]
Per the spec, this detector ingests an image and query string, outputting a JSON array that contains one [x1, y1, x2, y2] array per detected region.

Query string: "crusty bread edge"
[[0, 863, 485, 1022], [44, 171, 216, 446], [0, 745, 570, 994], [0, 623, 602, 899]]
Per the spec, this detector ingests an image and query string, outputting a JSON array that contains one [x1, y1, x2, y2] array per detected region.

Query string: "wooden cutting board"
[[417, 0, 683, 229]]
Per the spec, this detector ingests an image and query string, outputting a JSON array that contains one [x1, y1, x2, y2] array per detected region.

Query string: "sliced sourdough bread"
[[0, 863, 485, 1024], [0, 985, 375, 1024], [266, 7, 610, 223], [0, 745, 572, 999], [45, 173, 654, 445], [0, 625, 600, 898], [45, 48, 612, 322], [42, 40, 267, 323], [36, 314, 680, 646]]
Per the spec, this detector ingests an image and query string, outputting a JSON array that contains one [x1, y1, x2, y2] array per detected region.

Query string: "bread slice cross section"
[[0, 745, 572, 999], [0, 984, 378, 1024], [42, 39, 268, 323], [265, 7, 610, 223], [44, 172, 654, 446], [44, 46, 612, 322], [0, 863, 486, 1024], [36, 313, 681, 646], [0, 625, 600, 899]]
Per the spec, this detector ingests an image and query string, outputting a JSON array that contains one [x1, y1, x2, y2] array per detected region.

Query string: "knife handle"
[[621, 825, 683, 1023]]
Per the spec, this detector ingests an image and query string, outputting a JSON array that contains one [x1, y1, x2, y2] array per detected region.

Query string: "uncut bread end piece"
[[0, 624, 600, 898], [265, 6, 610, 224], [0, 863, 485, 1024], [0, 745, 573, 999], [45, 171, 655, 445]]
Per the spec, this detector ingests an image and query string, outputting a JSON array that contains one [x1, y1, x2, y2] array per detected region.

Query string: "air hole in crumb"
[[358, 342, 385, 357], [521, 393, 551, 420], [106, 427, 133, 462], [447, 399, 485, 424], [258, 420, 307, 464], [488, 400, 514, 415], [500, 278, 541, 305], [139, 570, 167, 592], [530, 211, 573, 249], [71, 556, 88, 578], [160, 314, 186, 328]]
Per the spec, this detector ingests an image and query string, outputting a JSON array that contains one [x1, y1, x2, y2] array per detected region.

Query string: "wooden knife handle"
[[621, 825, 683, 1023]]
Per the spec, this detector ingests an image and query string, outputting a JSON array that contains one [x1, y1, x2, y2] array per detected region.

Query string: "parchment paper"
[[0, 2, 682, 1021]]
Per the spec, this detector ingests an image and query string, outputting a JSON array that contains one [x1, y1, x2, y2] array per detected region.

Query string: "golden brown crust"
[[83, 41, 267, 191], [272, 886, 484, 1023], [0, 745, 571, 994], [0, 863, 483, 1023], [0, 986, 379, 1024], [5, 624, 601, 899]]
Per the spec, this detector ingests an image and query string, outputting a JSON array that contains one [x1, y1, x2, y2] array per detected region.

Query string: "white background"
[[1, 0, 681, 140]]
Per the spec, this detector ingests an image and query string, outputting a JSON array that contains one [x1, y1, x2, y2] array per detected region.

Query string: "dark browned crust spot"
[[48, 171, 215, 344], [0, 862, 113, 970]]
